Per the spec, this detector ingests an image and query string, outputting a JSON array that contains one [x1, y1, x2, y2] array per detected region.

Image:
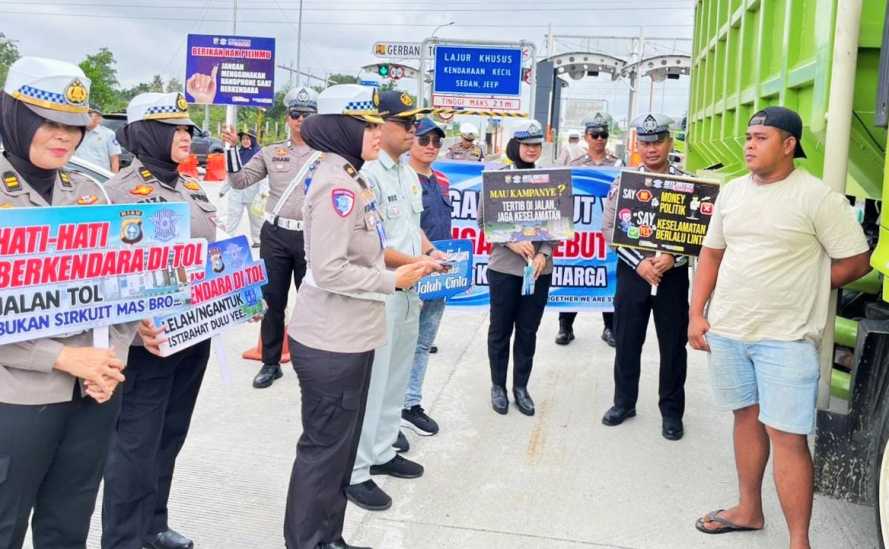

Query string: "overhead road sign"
[[361, 63, 418, 81], [373, 41, 434, 60], [431, 44, 523, 111]]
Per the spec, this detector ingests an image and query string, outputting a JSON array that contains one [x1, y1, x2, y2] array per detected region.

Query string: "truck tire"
[[873, 399, 889, 547]]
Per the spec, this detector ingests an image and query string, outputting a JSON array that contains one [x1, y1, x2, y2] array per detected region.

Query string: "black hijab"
[[0, 92, 84, 203], [116, 120, 183, 185], [300, 114, 366, 170], [506, 137, 535, 170]]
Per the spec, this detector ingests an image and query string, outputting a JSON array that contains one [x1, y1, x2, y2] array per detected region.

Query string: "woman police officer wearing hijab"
[[281, 84, 430, 549], [0, 57, 136, 549], [484, 120, 555, 417], [100, 92, 218, 549]]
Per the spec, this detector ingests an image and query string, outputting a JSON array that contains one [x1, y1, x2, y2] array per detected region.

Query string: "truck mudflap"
[[816, 317, 889, 504]]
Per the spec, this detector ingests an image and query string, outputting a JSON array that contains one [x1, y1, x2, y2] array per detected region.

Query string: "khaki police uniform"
[[225, 87, 318, 385], [100, 92, 217, 549], [558, 115, 624, 344], [601, 112, 690, 429], [282, 84, 391, 549], [445, 141, 484, 161], [0, 56, 139, 549]]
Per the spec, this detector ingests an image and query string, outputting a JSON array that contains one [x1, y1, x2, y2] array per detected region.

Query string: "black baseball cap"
[[748, 106, 806, 158]]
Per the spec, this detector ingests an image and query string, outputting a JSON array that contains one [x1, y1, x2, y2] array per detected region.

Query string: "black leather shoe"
[[663, 418, 684, 441], [318, 538, 372, 549], [145, 529, 193, 549], [555, 327, 575, 345], [393, 430, 409, 453], [429, 344, 438, 354], [601, 406, 636, 426], [252, 363, 282, 388], [345, 480, 392, 511], [513, 387, 535, 416], [601, 327, 616, 348], [491, 385, 508, 415]]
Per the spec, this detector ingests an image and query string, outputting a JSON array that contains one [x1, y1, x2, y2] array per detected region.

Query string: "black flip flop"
[[695, 509, 763, 535]]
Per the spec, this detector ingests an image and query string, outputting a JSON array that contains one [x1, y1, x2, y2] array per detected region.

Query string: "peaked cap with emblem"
[[459, 122, 479, 139], [284, 86, 319, 112], [378, 90, 430, 119], [583, 112, 613, 133], [4, 56, 92, 126], [317, 84, 384, 124], [632, 112, 673, 142], [126, 92, 196, 127], [513, 119, 544, 144]]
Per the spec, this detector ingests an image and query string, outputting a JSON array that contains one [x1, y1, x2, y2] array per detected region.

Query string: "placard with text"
[[481, 167, 574, 243]]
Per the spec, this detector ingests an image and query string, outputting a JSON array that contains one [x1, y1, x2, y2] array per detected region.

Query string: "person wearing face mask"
[[221, 87, 319, 389], [283, 84, 430, 549], [484, 120, 554, 417], [0, 56, 137, 549], [343, 91, 445, 513], [100, 92, 218, 549]]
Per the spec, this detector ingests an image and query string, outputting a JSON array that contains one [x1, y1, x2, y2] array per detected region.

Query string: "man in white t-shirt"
[[75, 105, 121, 172], [689, 107, 871, 548]]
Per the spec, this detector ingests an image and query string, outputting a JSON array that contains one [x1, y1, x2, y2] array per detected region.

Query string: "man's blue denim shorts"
[[707, 332, 820, 435]]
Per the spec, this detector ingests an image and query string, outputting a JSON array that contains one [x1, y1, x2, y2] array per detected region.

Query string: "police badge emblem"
[[120, 210, 144, 244], [64, 79, 88, 106], [642, 115, 659, 133]]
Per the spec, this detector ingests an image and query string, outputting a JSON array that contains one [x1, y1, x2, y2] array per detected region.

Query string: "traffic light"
[[378, 64, 390, 77]]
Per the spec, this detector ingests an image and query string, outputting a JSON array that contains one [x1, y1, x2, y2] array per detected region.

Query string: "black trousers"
[[0, 390, 121, 549], [487, 270, 552, 389], [260, 222, 307, 366], [612, 261, 689, 419], [284, 338, 373, 549], [558, 311, 614, 331], [102, 341, 210, 549]]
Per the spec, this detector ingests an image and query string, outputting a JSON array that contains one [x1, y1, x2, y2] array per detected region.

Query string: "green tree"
[[165, 77, 183, 94], [0, 34, 21, 88], [79, 48, 121, 111], [327, 73, 358, 85]]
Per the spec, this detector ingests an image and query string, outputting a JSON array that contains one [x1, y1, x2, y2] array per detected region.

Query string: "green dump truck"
[[687, 0, 889, 544]]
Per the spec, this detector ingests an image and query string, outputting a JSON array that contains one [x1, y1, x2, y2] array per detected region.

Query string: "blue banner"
[[0, 203, 203, 344], [434, 161, 619, 311], [185, 34, 276, 107], [418, 239, 473, 301], [154, 235, 268, 356]]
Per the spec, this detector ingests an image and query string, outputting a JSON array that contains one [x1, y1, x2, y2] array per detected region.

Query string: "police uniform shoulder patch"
[[331, 188, 356, 217], [58, 171, 73, 189], [2, 171, 21, 193]]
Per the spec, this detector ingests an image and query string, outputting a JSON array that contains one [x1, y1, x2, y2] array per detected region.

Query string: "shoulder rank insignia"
[[343, 163, 358, 178], [130, 184, 154, 196], [2, 171, 21, 193], [59, 171, 74, 189], [77, 195, 98, 205], [183, 181, 202, 192], [138, 168, 156, 183]]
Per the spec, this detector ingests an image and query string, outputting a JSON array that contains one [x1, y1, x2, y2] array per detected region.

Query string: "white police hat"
[[126, 92, 196, 127], [514, 120, 544, 144], [567, 129, 581, 139], [284, 86, 318, 111], [633, 112, 673, 142], [3, 56, 91, 126], [583, 112, 612, 133], [317, 84, 383, 124], [459, 123, 478, 139]]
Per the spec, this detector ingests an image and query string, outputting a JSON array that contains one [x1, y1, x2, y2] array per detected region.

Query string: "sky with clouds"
[[2, 0, 695, 127]]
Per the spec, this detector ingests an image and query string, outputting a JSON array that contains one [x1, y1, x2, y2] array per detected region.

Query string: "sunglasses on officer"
[[417, 134, 443, 148], [385, 116, 416, 131], [588, 131, 609, 140], [288, 110, 312, 120]]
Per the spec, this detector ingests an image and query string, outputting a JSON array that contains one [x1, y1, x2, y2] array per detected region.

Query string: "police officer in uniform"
[[345, 91, 445, 512], [283, 84, 429, 549], [445, 122, 484, 161], [221, 87, 319, 389], [601, 112, 689, 441], [0, 56, 136, 549], [556, 112, 623, 348], [101, 92, 218, 549]]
